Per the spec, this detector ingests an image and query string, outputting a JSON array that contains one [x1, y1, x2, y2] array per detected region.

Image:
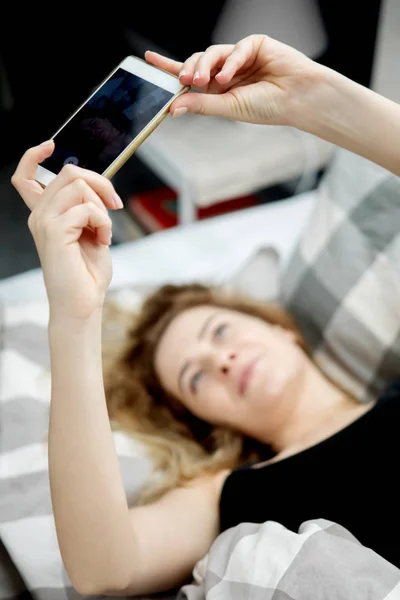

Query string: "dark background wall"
[[0, 1, 384, 280], [0, 1, 382, 170]]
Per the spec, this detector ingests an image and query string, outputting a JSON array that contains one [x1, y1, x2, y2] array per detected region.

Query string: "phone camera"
[[63, 156, 79, 166]]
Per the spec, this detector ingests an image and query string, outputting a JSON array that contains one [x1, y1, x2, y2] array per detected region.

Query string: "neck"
[[264, 365, 358, 455]]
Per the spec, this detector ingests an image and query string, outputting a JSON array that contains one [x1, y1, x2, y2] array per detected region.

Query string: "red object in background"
[[128, 187, 260, 232]]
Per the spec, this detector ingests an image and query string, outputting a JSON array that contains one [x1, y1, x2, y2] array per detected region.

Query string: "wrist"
[[49, 307, 103, 337], [290, 64, 400, 175], [285, 63, 351, 134], [307, 69, 364, 136]]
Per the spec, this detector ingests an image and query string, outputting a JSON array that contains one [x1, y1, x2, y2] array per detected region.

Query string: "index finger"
[[11, 141, 55, 210], [145, 51, 182, 77], [42, 164, 122, 212]]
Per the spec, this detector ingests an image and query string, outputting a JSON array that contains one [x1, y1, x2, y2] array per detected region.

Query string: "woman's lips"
[[238, 357, 260, 396]]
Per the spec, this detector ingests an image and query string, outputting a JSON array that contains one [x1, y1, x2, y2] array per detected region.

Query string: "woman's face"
[[154, 305, 308, 438]]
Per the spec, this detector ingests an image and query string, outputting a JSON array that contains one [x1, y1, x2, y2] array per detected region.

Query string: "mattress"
[[0, 191, 315, 305]]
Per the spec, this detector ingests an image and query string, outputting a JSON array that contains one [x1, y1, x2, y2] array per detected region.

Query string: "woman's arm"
[[48, 312, 135, 593], [295, 66, 400, 176], [147, 35, 400, 176], [49, 312, 223, 596], [12, 145, 222, 597]]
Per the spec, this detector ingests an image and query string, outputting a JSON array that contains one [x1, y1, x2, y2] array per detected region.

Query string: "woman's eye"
[[190, 371, 203, 394], [214, 323, 228, 339]]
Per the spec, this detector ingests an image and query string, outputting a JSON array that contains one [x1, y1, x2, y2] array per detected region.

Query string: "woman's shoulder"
[[210, 380, 400, 501], [209, 469, 232, 501], [176, 469, 232, 502]]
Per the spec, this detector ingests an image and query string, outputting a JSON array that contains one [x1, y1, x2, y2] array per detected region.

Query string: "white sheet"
[[0, 191, 316, 305]]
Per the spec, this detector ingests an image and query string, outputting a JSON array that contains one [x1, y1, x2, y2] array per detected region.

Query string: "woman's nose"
[[219, 352, 237, 375]]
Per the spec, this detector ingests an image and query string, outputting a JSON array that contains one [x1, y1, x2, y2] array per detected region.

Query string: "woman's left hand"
[[11, 141, 123, 320]]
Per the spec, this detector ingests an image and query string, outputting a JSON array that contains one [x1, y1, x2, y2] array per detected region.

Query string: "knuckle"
[[103, 217, 112, 232], [72, 178, 89, 198], [196, 104, 206, 116], [10, 173, 18, 189], [42, 218, 58, 240], [236, 36, 251, 50], [74, 177, 87, 190], [102, 177, 115, 195], [61, 164, 79, 178], [27, 212, 36, 232], [232, 42, 244, 54], [248, 33, 266, 46], [25, 147, 37, 161]]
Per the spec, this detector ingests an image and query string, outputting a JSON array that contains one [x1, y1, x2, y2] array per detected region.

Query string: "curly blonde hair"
[[102, 283, 308, 505]]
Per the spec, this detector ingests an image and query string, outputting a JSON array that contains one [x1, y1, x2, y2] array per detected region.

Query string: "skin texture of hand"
[[11, 141, 123, 320], [147, 34, 400, 177], [145, 34, 322, 126]]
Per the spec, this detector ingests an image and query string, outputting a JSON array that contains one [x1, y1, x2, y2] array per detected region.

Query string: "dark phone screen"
[[42, 69, 173, 174]]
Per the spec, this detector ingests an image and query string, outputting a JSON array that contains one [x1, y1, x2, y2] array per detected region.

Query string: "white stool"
[[136, 114, 334, 225], [128, 0, 330, 225]]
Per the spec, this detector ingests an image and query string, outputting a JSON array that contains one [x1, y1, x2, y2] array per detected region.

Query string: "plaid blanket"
[[179, 519, 400, 600], [0, 244, 280, 600], [282, 149, 400, 402], [1, 279, 400, 597], [0, 298, 153, 600]]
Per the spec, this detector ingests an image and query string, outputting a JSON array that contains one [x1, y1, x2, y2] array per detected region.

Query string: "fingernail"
[[179, 70, 187, 78], [113, 193, 123, 209], [40, 140, 53, 146], [193, 71, 201, 82], [172, 107, 187, 118], [108, 232, 112, 245]]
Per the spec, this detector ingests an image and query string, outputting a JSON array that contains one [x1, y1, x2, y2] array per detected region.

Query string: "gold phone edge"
[[37, 54, 189, 184], [102, 85, 190, 180]]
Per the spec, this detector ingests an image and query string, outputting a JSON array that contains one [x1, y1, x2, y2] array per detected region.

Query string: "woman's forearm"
[[48, 311, 137, 594], [296, 66, 400, 176]]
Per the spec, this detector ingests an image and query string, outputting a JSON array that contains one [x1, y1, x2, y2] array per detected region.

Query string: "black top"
[[219, 379, 400, 568]]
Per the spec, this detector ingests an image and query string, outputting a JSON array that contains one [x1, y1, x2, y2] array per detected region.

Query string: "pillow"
[[0, 245, 279, 599], [281, 148, 400, 402]]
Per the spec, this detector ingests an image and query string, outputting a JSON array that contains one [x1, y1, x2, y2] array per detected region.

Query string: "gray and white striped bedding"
[[0, 235, 281, 599], [4, 161, 400, 599], [180, 519, 400, 600]]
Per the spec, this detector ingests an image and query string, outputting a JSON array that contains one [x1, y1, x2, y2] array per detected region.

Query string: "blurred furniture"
[[0, 190, 315, 304], [136, 119, 333, 225], [131, 0, 333, 224], [0, 189, 316, 600], [213, 0, 327, 56], [371, 0, 400, 102]]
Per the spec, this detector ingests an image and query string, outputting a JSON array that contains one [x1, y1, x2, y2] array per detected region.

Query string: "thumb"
[[13, 140, 55, 186], [12, 140, 55, 209], [170, 91, 237, 120]]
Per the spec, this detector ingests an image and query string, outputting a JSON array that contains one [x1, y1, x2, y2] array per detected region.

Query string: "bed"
[[0, 192, 314, 306], [0, 192, 315, 600], [2, 168, 400, 599]]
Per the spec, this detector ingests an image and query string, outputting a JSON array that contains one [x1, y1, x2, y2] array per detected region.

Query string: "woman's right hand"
[[146, 34, 324, 128], [11, 142, 122, 321]]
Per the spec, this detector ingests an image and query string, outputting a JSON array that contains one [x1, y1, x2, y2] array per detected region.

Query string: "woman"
[[12, 35, 400, 596]]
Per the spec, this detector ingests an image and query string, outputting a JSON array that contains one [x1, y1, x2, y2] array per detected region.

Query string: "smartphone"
[[36, 56, 189, 186]]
